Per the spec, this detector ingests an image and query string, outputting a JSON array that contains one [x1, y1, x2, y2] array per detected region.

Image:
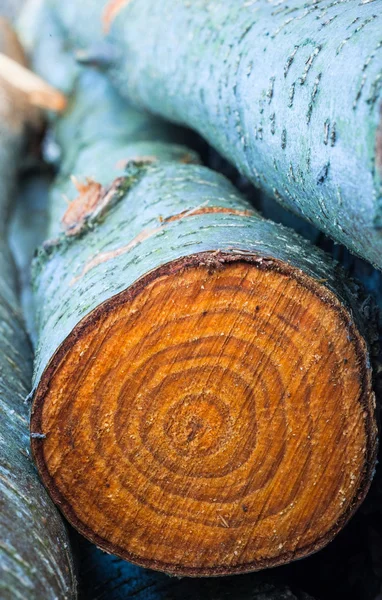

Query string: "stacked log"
[[21, 3, 379, 577]]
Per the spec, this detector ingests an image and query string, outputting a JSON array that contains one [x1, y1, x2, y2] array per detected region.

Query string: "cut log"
[[25, 3, 378, 577], [48, 0, 382, 269], [0, 18, 76, 600]]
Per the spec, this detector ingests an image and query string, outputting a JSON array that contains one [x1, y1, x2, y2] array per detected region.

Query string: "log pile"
[[0, 0, 381, 598]]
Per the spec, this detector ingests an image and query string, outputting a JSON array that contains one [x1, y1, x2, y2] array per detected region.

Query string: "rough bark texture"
[[49, 0, 382, 269], [24, 3, 378, 577], [0, 18, 76, 600]]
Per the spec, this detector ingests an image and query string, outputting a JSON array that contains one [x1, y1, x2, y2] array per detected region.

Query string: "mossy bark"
[[48, 0, 382, 270], [0, 19, 76, 600]]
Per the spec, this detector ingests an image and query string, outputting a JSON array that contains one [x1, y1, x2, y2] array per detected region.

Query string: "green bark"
[[49, 0, 382, 270], [0, 21, 76, 600]]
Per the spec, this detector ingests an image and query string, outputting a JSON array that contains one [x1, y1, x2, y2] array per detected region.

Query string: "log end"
[[31, 252, 377, 575]]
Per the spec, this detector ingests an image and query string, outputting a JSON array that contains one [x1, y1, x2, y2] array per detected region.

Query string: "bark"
[[49, 0, 382, 270], [23, 3, 378, 577], [0, 19, 76, 600], [9, 172, 50, 345]]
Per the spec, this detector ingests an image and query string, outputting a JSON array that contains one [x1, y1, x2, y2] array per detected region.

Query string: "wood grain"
[[31, 254, 376, 576]]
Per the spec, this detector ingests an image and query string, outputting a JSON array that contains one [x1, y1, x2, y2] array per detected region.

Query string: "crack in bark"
[[70, 205, 255, 285]]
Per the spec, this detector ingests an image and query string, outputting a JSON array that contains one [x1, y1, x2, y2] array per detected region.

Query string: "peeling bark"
[[49, 0, 382, 269], [0, 18, 76, 600]]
